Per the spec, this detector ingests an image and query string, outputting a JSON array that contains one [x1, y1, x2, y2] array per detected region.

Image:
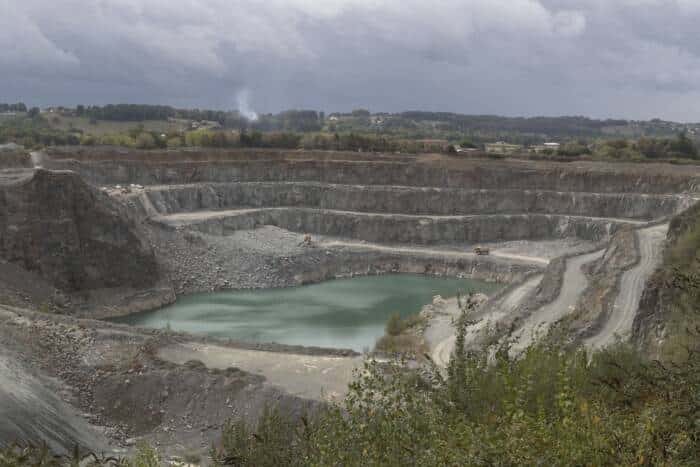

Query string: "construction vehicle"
[[299, 234, 313, 247], [473, 246, 490, 256]]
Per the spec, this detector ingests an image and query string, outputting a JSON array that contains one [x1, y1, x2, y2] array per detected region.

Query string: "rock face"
[[633, 209, 698, 357], [168, 207, 623, 244], [0, 169, 158, 291], [144, 182, 693, 220]]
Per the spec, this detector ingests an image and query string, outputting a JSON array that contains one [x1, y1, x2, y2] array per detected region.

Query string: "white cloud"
[[1, 0, 700, 120], [0, 1, 79, 71]]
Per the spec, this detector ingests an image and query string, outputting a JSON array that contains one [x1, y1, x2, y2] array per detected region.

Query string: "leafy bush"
[[374, 334, 425, 354], [211, 405, 311, 467], [385, 312, 403, 336], [210, 296, 700, 466]]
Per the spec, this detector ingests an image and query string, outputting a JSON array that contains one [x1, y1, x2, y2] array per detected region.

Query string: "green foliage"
[[375, 312, 427, 354], [9, 334, 700, 465], [556, 141, 591, 157], [135, 133, 156, 150], [209, 286, 700, 464], [645, 202, 700, 361], [0, 116, 81, 148], [385, 312, 403, 336], [211, 324, 700, 466], [308, 343, 700, 465], [592, 134, 699, 161], [0, 102, 27, 113], [128, 441, 160, 467], [7, 104, 700, 161], [212, 405, 310, 467], [374, 333, 425, 355]]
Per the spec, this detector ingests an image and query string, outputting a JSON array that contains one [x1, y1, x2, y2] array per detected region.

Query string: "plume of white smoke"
[[236, 89, 258, 122]]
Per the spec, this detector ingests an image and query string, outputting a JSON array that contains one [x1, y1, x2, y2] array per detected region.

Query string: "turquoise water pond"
[[114, 274, 500, 351]]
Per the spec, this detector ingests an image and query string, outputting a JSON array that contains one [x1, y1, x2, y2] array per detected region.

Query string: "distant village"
[[459, 141, 561, 155]]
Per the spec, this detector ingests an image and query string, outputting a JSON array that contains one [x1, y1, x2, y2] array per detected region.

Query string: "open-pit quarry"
[[0, 147, 698, 458]]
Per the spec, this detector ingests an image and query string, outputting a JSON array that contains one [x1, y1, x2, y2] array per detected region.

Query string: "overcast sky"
[[2, 0, 700, 121]]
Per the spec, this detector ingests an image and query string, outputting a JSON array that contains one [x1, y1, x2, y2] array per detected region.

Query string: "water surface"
[[114, 274, 500, 351]]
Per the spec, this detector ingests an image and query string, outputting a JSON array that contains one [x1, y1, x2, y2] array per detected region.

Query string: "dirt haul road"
[[509, 249, 606, 355], [586, 223, 669, 350], [320, 240, 550, 266], [426, 274, 544, 367]]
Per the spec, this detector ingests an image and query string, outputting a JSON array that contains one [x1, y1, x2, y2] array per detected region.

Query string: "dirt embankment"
[[633, 204, 700, 358], [506, 249, 605, 354], [0, 305, 325, 456], [582, 224, 667, 350], [557, 228, 641, 343]]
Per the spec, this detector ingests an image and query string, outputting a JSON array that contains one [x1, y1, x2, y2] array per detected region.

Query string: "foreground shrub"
[[212, 295, 700, 465]]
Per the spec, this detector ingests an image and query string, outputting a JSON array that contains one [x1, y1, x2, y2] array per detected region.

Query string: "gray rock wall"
[[0, 169, 159, 291], [289, 248, 539, 286], [179, 208, 621, 244], [52, 159, 700, 194], [144, 182, 693, 220]]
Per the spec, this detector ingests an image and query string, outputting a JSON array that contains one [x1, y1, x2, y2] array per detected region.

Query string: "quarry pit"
[[1, 147, 699, 456]]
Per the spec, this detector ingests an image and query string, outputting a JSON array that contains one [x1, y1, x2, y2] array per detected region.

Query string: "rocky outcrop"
[[0, 169, 159, 292], [633, 206, 700, 358]]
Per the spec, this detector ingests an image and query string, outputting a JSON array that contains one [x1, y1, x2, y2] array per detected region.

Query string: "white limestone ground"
[[157, 342, 363, 402]]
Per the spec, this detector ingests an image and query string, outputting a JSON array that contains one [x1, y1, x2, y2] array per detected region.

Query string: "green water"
[[114, 274, 500, 352]]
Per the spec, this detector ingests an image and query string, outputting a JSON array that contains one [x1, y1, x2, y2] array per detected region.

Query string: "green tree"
[[670, 132, 697, 158]]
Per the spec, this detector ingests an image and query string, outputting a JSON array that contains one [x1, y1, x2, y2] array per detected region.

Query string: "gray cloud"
[[1, 0, 700, 120]]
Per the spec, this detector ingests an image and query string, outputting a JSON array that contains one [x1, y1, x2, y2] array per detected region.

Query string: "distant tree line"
[[592, 133, 698, 160], [0, 102, 27, 113], [75, 104, 327, 132], [0, 115, 80, 148], [398, 112, 628, 138], [74, 104, 246, 127]]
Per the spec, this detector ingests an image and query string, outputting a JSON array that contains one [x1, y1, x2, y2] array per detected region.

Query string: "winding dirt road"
[[426, 274, 544, 367], [509, 249, 605, 355], [586, 224, 669, 350], [320, 240, 550, 266]]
